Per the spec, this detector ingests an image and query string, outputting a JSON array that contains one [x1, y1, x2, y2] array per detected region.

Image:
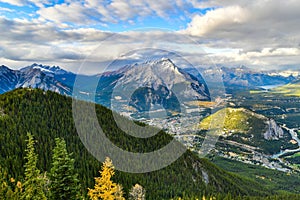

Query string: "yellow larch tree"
[[88, 157, 125, 200]]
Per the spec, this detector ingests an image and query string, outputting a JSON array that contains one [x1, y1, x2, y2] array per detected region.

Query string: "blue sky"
[[0, 0, 299, 73]]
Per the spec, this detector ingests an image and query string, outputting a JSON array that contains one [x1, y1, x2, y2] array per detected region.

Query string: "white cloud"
[[0, 7, 13, 12], [0, 0, 50, 7], [37, 2, 97, 25], [184, 5, 250, 36], [0, 16, 210, 72], [181, 0, 300, 68], [1, 1, 300, 72], [184, 0, 300, 47], [203, 47, 300, 68], [0, 0, 24, 6], [36, 0, 193, 26]]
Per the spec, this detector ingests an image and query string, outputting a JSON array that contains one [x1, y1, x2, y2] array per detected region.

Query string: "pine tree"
[[88, 157, 124, 200], [22, 133, 47, 200], [129, 184, 146, 200], [49, 138, 81, 200]]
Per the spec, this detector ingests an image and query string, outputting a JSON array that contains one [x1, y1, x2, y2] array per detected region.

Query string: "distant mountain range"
[[186, 66, 297, 92], [0, 59, 210, 115], [0, 60, 298, 113]]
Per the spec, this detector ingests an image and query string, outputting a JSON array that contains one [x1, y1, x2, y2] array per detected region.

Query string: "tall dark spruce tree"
[[49, 138, 81, 199]]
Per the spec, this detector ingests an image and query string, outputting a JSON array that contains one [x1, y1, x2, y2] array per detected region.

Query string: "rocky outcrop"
[[201, 170, 209, 185], [264, 119, 284, 140]]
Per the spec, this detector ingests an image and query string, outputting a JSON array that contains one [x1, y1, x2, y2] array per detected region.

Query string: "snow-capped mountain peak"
[[119, 58, 189, 90], [20, 63, 69, 75], [0, 64, 72, 95], [143, 57, 176, 69], [109, 58, 210, 112]]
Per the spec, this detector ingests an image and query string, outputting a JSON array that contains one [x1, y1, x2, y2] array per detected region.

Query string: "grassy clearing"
[[199, 107, 266, 134], [187, 100, 218, 107], [250, 90, 265, 94], [272, 83, 300, 97]]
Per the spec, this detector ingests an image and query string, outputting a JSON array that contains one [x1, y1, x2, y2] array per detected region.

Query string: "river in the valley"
[[272, 125, 300, 158]]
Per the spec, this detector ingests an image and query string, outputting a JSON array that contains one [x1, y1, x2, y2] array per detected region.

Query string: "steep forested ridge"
[[0, 88, 288, 199]]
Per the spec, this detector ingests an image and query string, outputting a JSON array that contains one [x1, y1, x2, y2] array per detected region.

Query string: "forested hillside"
[[0, 89, 298, 199]]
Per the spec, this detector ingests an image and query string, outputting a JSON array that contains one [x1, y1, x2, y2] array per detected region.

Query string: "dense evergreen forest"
[[0, 88, 300, 199]]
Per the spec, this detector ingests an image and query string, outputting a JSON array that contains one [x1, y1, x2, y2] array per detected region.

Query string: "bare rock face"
[[264, 119, 284, 140]]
